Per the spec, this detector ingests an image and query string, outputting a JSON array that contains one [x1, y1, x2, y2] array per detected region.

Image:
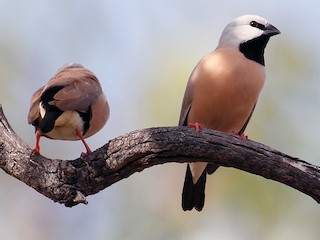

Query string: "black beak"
[[263, 23, 281, 37]]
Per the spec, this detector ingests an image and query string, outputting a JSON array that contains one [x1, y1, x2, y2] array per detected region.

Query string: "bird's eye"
[[250, 21, 258, 27], [250, 21, 265, 30]]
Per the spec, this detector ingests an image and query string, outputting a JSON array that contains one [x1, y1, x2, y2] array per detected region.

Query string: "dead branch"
[[0, 105, 319, 207]]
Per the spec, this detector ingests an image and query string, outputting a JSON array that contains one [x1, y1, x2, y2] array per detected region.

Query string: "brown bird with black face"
[[179, 15, 280, 211], [28, 63, 109, 157]]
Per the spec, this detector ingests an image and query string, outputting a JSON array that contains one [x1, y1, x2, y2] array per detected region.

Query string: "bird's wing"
[[28, 86, 45, 124], [178, 68, 197, 126], [45, 67, 103, 111], [179, 103, 192, 126], [238, 103, 256, 135]]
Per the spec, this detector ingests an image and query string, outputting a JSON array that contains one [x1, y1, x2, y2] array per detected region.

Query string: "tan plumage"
[[28, 63, 109, 156], [180, 15, 280, 211], [180, 48, 265, 131]]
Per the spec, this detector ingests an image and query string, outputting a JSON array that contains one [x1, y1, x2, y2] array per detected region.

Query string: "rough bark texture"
[[0, 105, 319, 207]]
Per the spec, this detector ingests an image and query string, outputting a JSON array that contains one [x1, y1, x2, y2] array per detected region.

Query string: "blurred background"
[[0, 1, 319, 239]]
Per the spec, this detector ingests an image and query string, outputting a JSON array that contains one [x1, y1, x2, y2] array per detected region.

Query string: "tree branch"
[[0, 104, 319, 207]]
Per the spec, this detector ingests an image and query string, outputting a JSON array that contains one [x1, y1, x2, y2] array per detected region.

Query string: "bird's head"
[[218, 15, 280, 49]]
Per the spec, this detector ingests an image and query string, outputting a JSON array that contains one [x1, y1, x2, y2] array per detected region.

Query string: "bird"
[[28, 63, 110, 157], [179, 15, 280, 211]]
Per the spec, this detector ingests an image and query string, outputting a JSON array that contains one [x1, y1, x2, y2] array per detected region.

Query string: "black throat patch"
[[239, 35, 270, 66]]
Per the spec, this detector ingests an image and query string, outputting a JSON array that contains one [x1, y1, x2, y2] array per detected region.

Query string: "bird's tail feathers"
[[206, 163, 220, 175], [182, 164, 206, 211]]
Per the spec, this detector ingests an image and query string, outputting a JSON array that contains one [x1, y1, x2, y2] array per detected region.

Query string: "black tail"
[[182, 164, 207, 211]]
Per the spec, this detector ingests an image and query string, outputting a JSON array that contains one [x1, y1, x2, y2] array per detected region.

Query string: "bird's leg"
[[188, 122, 202, 132], [232, 130, 248, 140], [76, 130, 92, 157], [32, 131, 42, 154]]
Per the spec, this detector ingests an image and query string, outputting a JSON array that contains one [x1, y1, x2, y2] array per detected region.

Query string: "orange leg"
[[76, 130, 92, 157], [188, 122, 202, 132], [33, 131, 41, 154]]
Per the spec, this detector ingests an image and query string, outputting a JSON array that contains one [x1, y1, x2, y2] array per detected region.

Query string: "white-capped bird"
[[179, 15, 280, 211], [28, 63, 110, 157]]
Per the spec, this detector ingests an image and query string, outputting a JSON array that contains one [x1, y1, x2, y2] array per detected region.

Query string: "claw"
[[232, 130, 248, 140], [188, 122, 202, 132], [32, 147, 40, 155], [239, 133, 248, 140], [80, 150, 92, 158]]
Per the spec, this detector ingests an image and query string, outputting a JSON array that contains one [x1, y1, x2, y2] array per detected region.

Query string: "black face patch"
[[250, 21, 266, 31]]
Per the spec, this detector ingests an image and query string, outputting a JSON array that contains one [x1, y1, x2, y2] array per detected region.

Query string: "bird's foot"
[[76, 130, 92, 158], [188, 122, 202, 132], [32, 147, 40, 155], [232, 130, 248, 140], [80, 150, 92, 158], [32, 131, 42, 155]]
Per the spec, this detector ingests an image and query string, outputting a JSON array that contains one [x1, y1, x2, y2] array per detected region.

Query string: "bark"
[[0, 105, 319, 207]]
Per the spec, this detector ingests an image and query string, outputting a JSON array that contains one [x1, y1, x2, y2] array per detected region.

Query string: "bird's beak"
[[263, 23, 281, 37]]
